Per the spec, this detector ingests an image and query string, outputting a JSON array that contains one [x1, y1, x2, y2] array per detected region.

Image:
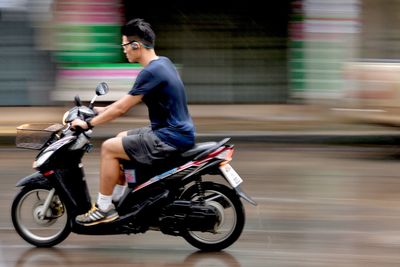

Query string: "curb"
[[195, 133, 400, 145]]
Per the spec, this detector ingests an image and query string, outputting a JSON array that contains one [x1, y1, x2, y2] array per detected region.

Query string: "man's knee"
[[101, 137, 129, 160], [117, 131, 128, 138], [101, 138, 119, 156]]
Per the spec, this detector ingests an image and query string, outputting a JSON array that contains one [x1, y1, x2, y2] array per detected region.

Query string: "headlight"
[[33, 151, 53, 169], [62, 111, 70, 125]]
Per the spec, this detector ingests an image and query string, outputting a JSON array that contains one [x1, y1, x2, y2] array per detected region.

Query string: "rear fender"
[[16, 172, 50, 188], [234, 186, 257, 206]]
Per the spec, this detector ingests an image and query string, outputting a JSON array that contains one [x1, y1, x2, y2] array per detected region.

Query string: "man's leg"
[[115, 131, 129, 188], [111, 131, 129, 202], [76, 136, 131, 226], [99, 136, 130, 195]]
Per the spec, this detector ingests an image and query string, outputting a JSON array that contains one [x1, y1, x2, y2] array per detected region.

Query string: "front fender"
[[16, 172, 50, 187]]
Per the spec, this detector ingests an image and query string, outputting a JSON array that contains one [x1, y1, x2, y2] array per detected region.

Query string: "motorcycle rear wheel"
[[180, 181, 245, 251], [11, 186, 71, 247]]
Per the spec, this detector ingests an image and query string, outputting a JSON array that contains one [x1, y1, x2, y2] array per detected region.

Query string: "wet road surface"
[[2, 142, 400, 266]]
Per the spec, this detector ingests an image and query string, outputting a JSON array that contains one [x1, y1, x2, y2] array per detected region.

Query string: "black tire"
[[180, 182, 245, 251], [11, 186, 71, 247]]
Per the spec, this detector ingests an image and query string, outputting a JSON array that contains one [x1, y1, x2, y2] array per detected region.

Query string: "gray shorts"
[[122, 126, 177, 165]]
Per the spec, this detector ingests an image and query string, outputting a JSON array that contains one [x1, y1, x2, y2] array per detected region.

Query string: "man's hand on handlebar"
[[71, 119, 89, 130]]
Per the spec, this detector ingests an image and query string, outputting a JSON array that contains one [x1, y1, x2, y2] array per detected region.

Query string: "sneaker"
[[76, 204, 119, 226]]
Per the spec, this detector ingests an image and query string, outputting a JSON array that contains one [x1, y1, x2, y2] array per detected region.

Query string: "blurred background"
[[2, 0, 399, 126], [0, 0, 290, 105], [4, 2, 400, 266], [0, 0, 396, 112], [1, 0, 400, 134], [3, 0, 400, 120], [0, 0, 358, 104]]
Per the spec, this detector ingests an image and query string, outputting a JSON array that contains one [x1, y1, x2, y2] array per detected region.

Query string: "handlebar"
[[65, 82, 109, 131]]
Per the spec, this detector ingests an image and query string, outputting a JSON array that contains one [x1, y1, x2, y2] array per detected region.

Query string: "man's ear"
[[131, 42, 140, 50]]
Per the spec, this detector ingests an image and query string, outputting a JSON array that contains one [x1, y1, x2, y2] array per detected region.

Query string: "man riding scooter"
[[71, 18, 195, 226]]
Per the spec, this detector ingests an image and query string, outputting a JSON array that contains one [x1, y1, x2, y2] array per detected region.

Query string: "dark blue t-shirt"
[[128, 56, 195, 150]]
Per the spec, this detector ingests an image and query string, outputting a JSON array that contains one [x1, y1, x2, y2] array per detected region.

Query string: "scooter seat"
[[180, 142, 217, 158]]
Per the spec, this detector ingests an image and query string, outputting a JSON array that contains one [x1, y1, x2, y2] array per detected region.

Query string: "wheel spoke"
[[35, 191, 41, 201]]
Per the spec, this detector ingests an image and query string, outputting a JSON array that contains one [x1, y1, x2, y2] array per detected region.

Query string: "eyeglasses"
[[121, 40, 153, 49], [121, 40, 136, 47]]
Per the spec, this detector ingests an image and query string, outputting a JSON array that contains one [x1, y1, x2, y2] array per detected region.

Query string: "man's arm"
[[72, 94, 143, 129]]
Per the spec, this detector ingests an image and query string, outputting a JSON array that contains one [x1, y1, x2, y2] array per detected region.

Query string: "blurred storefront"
[[342, 0, 400, 114], [290, 0, 400, 120], [2, 0, 400, 108], [0, 0, 290, 105], [289, 0, 360, 103], [0, 1, 56, 105], [50, 0, 136, 102], [52, 0, 290, 104], [122, 1, 290, 104]]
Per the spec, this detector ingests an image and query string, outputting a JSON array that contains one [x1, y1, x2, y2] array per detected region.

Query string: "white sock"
[[112, 184, 127, 202], [97, 193, 112, 211]]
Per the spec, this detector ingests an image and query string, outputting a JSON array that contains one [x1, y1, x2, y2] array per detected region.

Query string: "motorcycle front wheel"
[[11, 186, 71, 247], [180, 181, 245, 251]]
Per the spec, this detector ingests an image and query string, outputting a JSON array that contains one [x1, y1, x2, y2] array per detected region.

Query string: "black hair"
[[121, 18, 156, 48]]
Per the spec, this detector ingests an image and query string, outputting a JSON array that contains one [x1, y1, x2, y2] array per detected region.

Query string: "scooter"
[[11, 82, 257, 251]]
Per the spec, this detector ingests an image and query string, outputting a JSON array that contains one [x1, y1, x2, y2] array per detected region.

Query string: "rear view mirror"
[[96, 82, 109, 96]]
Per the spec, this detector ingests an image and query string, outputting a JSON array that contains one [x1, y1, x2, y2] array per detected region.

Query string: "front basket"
[[16, 123, 64, 150]]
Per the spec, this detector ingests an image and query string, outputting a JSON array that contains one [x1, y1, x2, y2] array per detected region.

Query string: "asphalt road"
[[2, 142, 400, 266]]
